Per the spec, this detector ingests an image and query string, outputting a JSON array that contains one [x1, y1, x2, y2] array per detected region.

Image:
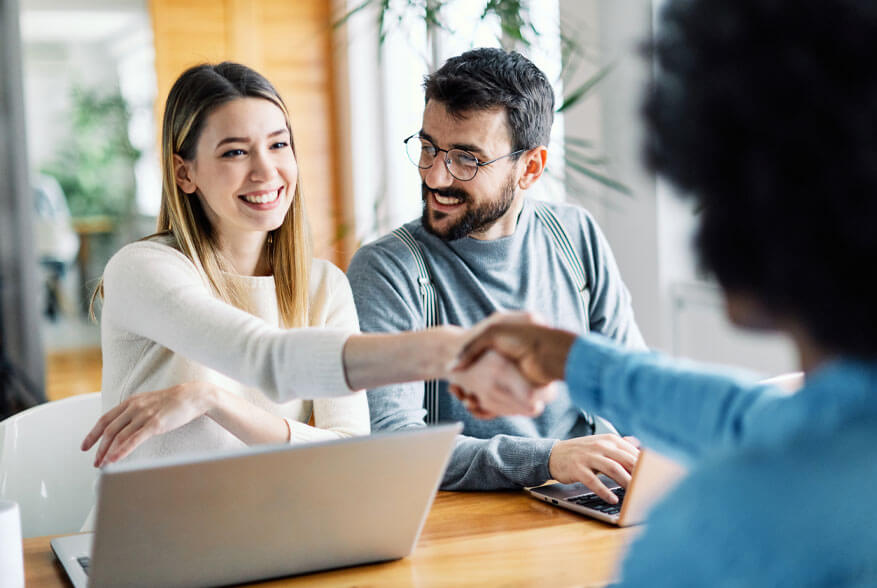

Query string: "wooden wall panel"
[[149, 0, 349, 265], [150, 0, 228, 104]]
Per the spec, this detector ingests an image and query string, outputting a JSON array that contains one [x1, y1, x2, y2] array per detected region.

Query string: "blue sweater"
[[347, 198, 644, 489], [565, 335, 877, 586]]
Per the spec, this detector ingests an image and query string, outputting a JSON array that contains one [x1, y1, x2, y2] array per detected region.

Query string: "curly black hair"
[[644, 0, 877, 357], [423, 48, 554, 153]]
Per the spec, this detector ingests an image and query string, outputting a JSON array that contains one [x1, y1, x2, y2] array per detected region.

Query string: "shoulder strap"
[[391, 227, 441, 424], [533, 203, 591, 332], [533, 203, 596, 433]]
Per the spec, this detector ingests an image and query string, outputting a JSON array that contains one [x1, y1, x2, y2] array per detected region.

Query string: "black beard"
[[420, 176, 517, 241]]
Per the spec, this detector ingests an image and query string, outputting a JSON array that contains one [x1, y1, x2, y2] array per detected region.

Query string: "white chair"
[[0, 393, 101, 538]]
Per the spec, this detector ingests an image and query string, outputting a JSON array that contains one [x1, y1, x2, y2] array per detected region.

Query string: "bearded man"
[[347, 48, 645, 495]]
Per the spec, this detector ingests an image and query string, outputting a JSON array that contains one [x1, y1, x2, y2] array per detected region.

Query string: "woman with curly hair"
[[457, 0, 877, 584]]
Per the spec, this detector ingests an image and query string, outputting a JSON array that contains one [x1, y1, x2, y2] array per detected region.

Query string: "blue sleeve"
[[347, 240, 555, 489], [563, 335, 785, 462], [617, 433, 877, 587], [617, 458, 768, 587]]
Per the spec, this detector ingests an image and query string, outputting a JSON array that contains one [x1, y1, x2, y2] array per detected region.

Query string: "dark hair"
[[644, 0, 877, 357], [423, 48, 554, 152]]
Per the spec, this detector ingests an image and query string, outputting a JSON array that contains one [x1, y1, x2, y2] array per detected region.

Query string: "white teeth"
[[435, 193, 462, 205], [242, 188, 281, 204]]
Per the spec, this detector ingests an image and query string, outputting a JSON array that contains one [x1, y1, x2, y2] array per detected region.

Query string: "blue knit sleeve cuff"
[[564, 334, 626, 414]]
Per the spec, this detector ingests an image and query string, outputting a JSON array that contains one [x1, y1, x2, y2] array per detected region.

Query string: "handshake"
[[447, 313, 579, 420]]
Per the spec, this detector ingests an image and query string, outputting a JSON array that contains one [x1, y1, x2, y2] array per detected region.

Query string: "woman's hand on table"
[[81, 382, 217, 467]]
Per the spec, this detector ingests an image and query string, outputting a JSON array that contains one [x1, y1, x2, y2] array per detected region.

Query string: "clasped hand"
[[450, 314, 639, 502], [448, 313, 577, 420]]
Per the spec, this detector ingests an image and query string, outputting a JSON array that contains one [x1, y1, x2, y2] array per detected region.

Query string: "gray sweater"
[[346, 198, 645, 489]]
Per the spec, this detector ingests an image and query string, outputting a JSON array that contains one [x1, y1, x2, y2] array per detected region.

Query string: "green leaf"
[[332, 0, 374, 29], [377, 0, 390, 46], [484, 0, 531, 48], [40, 84, 139, 217], [565, 148, 608, 166], [557, 63, 614, 113], [424, 0, 446, 29], [564, 156, 631, 195], [564, 136, 595, 148]]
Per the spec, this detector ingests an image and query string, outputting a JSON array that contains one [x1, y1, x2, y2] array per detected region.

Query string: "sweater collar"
[[440, 197, 535, 262]]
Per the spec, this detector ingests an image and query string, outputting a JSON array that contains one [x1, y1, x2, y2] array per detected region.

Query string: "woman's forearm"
[[84, 382, 291, 466], [342, 326, 466, 391], [204, 384, 290, 445]]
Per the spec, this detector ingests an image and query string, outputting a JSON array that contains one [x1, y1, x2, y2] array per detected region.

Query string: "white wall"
[[559, 0, 797, 377], [560, 0, 662, 345]]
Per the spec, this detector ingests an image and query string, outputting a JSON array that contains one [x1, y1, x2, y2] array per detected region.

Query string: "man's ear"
[[517, 146, 548, 190], [173, 154, 197, 195]]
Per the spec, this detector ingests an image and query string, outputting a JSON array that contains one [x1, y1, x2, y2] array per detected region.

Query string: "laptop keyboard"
[[568, 487, 626, 516], [77, 556, 91, 575]]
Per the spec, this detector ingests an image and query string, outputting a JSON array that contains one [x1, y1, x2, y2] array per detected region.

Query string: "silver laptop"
[[52, 423, 461, 587], [527, 448, 687, 527]]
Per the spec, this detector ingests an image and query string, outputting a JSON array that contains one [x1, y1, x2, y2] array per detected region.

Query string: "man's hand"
[[448, 350, 557, 419], [457, 323, 577, 387], [450, 321, 577, 417], [549, 434, 641, 504]]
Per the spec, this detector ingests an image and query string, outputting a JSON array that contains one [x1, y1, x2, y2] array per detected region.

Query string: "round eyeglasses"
[[403, 134, 528, 181]]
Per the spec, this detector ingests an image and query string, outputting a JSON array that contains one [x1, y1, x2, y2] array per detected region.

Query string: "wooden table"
[[24, 490, 640, 587]]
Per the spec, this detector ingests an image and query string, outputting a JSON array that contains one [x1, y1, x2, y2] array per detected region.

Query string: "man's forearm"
[[441, 434, 556, 490]]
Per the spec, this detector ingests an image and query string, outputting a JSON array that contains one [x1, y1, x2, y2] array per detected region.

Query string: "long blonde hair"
[[94, 62, 311, 327]]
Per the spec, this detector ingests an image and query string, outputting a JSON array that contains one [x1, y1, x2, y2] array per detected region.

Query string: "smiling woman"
[[172, 98, 298, 277], [80, 63, 518, 498], [85, 62, 365, 469]]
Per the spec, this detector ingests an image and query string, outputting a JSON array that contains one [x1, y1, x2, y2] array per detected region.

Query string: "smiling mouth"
[[240, 187, 282, 205], [433, 192, 464, 206]]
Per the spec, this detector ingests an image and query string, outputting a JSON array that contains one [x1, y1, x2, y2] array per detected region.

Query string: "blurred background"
[[0, 0, 796, 419]]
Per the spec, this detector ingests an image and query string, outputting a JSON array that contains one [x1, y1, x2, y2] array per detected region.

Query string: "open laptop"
[[527, 448, 687, 526], [52, 423, 461, 587]]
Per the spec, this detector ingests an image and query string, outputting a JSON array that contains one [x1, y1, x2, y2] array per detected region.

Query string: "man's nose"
[[422, 156, 454, 188]]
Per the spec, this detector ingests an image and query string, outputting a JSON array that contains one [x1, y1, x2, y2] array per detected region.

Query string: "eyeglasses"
[[403, 134, 528, 181]]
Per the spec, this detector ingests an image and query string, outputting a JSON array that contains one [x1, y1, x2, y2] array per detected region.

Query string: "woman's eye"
[[221, 149, 246, 158], [270, 141, 289, 150]]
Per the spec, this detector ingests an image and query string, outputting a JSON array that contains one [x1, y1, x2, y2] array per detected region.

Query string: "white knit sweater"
[[99, 236, 369, 463]]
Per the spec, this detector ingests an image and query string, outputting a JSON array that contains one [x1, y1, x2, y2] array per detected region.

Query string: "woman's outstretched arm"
[[106, 241, 482, 402]]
